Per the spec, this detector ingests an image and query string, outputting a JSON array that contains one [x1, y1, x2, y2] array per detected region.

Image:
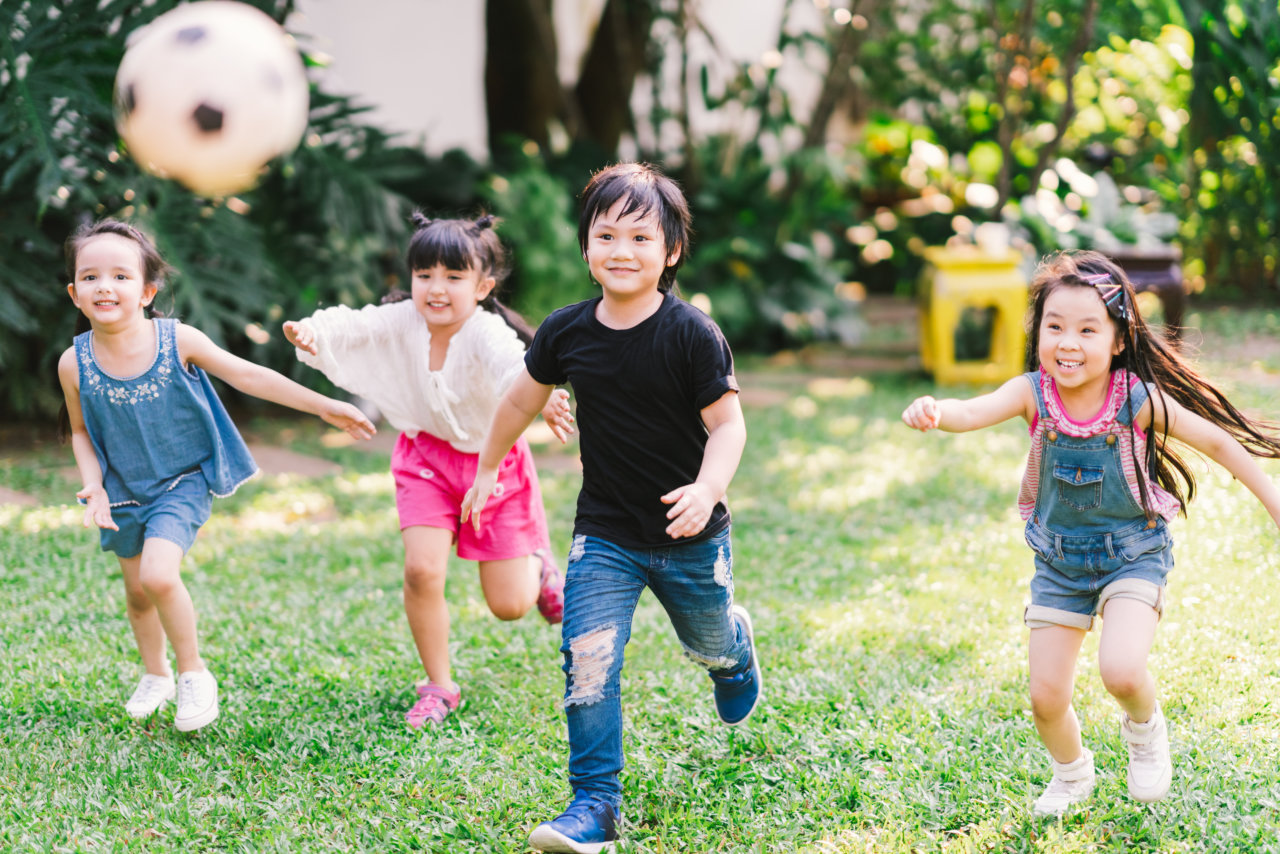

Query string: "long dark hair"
[[1025, 249, 1280, 517], [58, 218, 173, 441], [384, 212, 534, 345], [577, 162, 692, 294]]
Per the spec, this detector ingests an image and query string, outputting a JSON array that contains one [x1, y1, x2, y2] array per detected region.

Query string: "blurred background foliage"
[[2, 0, 1276, 420]]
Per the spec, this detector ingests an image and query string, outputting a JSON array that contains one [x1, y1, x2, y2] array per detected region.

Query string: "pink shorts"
[[391, 431, 550, 561]]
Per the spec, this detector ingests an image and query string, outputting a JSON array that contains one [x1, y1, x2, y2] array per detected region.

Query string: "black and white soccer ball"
[[113, 1, 309, 197]]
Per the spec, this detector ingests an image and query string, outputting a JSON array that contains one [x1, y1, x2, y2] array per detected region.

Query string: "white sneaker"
[[174, 668, 219, 732], [125, 672, 175, 719], [1121, 705, 1172, 802], [1033, 748, 1096, 816]]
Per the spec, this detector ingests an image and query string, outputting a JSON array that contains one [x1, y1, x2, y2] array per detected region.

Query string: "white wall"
[[288, 0, 821, 161]]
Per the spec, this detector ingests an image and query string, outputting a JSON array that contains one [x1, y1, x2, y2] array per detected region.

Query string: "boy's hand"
[[902, 396, 942, 431], [283, 320, 317, 356], [320, 399, 377, 440], [76, 485, 119, 531], [461, 468, 500, 534], [660, 481, 718, 539], [541, 389, 575, 444]]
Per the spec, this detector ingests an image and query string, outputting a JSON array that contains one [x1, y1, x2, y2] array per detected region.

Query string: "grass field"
[[1, 307, 1278, 852]]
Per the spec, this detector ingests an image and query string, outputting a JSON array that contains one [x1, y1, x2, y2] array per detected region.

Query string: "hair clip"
[[475, 214, 495, 230], [1082, 272, 1130, 322], [410, 212, 432, 230]]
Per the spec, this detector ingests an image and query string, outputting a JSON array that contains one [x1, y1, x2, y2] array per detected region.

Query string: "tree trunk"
[[484, 0, 563, 154], [572, 0, 655, 154]]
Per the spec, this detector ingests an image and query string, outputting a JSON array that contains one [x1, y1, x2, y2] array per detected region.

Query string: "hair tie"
[[475, 214, 495, 231], [1082, 272, 1131, 323], [410, 212, 432, 230]]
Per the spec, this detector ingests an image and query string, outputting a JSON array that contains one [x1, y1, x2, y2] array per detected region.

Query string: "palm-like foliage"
[[0, 0, 483, 419]]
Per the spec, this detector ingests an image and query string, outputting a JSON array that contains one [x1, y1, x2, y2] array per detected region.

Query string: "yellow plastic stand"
[[918, 246, 1028, 384]]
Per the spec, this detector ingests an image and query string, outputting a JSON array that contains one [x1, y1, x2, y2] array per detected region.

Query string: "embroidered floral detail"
[[84, 325, 175, 405]]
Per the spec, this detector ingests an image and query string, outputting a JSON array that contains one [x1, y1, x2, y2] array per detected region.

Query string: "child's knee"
[[138, 566, 180, 600], [1029, 677, 1073, 719], [403, 556, 447, 595], [1099, 658, 1148, 700], [488, 599, 526, 622], [123, 582, 152, 612], [565, 625, 619, 707]]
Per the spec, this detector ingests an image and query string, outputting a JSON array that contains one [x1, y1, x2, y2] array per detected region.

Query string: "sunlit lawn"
[[1, 306, 1277, 852]]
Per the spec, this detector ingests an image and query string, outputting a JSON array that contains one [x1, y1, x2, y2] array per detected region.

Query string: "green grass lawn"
[[2, 307, 1278, 852]]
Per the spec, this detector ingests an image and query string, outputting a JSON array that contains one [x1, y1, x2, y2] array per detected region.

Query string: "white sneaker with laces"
[[174, 668, 219, 732], [1033, 748, 1095, 817], [125, 672, 175, 719], [1121, 705, 1172, 802]]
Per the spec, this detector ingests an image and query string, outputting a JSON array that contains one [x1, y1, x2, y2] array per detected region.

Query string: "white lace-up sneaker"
[[1033, 748, 1096, 817], [124, 672, 175, 719], [1120, 705, 1172, 802], [174, 668, 219, 732]]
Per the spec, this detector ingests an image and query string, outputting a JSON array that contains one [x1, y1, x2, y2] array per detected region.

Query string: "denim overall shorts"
[[1023, 372, 1174, 630]]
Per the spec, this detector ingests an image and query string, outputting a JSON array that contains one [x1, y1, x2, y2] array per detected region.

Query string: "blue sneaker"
[[527, 798, 620, 853], [710, 605, 762, 726]]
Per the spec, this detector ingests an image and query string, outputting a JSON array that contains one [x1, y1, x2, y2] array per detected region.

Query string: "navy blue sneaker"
[[710, 605, 762, 726], [527, 798, 620, 853]]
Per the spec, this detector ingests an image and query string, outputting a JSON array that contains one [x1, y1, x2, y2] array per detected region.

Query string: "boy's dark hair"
[[577, 162, 691, 293], [59, 218, 173, 442], [386, 212, 534, 345], [1025, 249, 1280, 518]]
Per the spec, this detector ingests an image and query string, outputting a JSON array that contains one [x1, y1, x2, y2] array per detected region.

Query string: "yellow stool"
[[919, 246, 1028, 384]]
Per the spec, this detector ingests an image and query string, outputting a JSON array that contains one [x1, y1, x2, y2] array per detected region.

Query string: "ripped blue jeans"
[[559, 529, 749, 808]]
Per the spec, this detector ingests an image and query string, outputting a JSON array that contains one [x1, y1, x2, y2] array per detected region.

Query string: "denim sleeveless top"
[[1020, 369, 1177, 536], [74, 318, 259, 507]]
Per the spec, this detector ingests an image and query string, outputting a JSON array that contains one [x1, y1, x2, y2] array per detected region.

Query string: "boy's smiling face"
[[585, 200, 681, 303]]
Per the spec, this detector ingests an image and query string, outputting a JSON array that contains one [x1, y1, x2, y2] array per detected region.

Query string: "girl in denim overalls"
[[58, 219, 376, 732], [904, 250, 1280, 816]]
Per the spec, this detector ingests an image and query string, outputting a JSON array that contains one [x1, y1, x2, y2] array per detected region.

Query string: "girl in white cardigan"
[[285, 213, 573, 728]]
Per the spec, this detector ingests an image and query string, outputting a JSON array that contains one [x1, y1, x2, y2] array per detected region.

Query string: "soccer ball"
[[113, 1, 309, 197]]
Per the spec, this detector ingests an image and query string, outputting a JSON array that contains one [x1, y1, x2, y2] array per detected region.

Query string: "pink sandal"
[[534, 549, 564, 624], [405, 682, 462, 729]]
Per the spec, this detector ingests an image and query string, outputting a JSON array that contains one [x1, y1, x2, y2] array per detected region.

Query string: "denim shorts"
[[99, 472, 213, 558], [1023, 517, 1173, 631]]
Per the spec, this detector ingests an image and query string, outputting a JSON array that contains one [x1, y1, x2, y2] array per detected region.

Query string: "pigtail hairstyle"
[[577, 162, 692, 295], [58, 218, 174, 442], [394, 211, 535, 345], [1024, 249, 1280, 519]]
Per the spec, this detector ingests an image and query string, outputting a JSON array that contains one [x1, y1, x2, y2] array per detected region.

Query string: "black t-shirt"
[[526, 292, 739, 548]]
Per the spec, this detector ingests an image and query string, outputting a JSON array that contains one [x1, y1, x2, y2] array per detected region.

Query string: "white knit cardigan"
[[294, 300, 526, 453]]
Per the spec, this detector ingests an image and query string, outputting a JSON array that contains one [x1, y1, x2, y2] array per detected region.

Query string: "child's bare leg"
[[137, 538, 202, 674], [119, 553, 170, 676], [1098, 598, 1159, 721], [1028, 625, 1089, 762], [402, 526, 456, 688], [478, 556, 540, 621]]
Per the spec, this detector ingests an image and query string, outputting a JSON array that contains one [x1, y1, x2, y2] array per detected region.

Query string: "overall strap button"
[[1106, 434, 1117, 446]]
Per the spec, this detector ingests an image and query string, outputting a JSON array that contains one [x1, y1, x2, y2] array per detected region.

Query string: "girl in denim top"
[[903, 250, 1280, 816], [58, 219, 375, 732]]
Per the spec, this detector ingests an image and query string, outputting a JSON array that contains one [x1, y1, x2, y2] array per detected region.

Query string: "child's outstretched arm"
[[1150, 394, 1280, 528], [902, 375, 1035, 433], [661, 390, 746, 539], [176, 324, 376, 440], [463, 369, 555, 532], [57, 348, 118, 531]]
